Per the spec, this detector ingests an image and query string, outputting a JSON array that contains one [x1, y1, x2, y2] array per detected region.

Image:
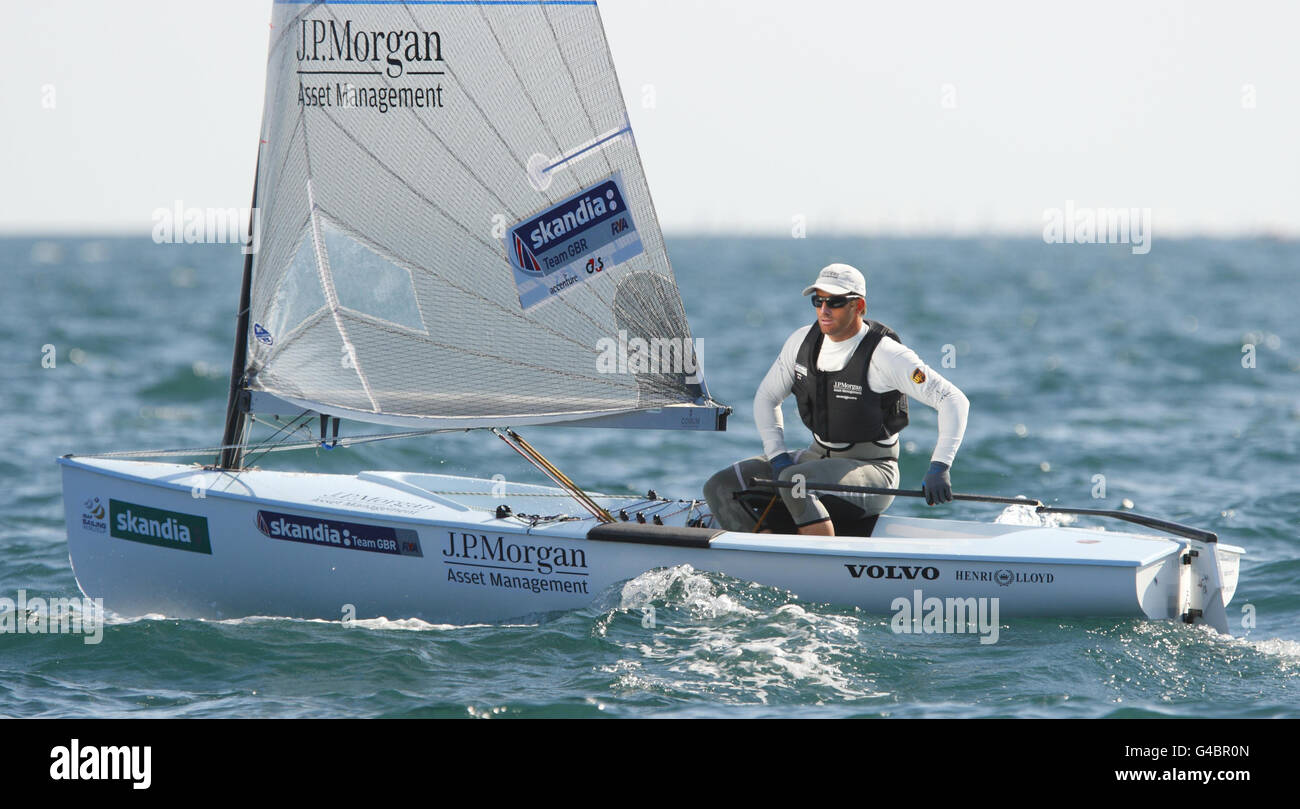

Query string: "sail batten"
[[245, 0, 723, 429]]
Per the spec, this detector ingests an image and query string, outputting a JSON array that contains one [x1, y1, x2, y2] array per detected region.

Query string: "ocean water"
[[2, 234, 1298, 718]]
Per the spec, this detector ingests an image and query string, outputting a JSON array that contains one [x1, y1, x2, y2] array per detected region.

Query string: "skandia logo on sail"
[[506, 173, 645, 309], [256, 510, 423, 557], [295, 18, 443, 79], [522, 184, 625, 254], [110, 500, 212, 555]]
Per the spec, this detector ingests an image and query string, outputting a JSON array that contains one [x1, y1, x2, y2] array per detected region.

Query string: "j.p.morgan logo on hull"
[[443, 533, 587, 575], [256, 510, 423, 557], [845, 564, 939, 581], [110, 500, 211, 554]]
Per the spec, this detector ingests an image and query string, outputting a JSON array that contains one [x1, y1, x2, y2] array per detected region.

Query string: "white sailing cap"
[[801, 263, 866, 297]]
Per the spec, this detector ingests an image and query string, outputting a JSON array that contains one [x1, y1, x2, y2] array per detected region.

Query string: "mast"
[[218, 158, 260, 469]]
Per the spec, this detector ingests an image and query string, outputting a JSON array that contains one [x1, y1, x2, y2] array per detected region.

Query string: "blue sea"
[[2, 234, 1298, 718]]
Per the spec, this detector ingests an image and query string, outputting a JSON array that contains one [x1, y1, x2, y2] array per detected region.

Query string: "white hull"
[[59, 458, 1242, 628]]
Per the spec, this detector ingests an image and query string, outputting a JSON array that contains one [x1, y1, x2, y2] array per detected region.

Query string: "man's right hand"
[[769, 452, 796, 476]]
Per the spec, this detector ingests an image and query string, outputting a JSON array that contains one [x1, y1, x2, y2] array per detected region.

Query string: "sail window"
[[322, 221, 427, 333], [268, 230, 328, 340]]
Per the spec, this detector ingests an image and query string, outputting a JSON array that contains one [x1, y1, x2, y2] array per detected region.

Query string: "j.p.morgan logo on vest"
[[832, 380, 863, 400], [256, 510, 423, 557], [110, 499, 212, 554], [845, 563, 939, 581]]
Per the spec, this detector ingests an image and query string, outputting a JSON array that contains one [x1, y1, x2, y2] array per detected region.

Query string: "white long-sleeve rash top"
[[754, 323, 970, 466]]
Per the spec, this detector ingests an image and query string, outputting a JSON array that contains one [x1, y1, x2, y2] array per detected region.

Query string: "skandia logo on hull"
[[109, 499, 212, 555], [256, 510, 423, 557], [295, 18, 443, 79]]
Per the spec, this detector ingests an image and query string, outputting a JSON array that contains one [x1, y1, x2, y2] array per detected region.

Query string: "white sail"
[[243, 0, 722, 429]]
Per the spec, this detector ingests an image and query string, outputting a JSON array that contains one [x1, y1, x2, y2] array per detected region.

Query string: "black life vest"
[[792, 320, 909, 444]]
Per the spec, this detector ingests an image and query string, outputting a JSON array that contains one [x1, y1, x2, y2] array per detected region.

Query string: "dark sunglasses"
[[810, 294, 861, 309]]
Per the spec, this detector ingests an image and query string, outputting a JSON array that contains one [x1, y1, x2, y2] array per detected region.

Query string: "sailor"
[[703, 263, 969, 536]]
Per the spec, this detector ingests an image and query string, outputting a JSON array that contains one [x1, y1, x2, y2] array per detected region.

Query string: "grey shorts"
[[703, 440, 902, 531]]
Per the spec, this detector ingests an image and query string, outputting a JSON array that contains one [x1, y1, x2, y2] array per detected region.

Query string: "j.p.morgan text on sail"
[[295, 18, 442, 78]]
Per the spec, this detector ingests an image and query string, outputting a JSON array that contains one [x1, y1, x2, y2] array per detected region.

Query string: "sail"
[[242, 0, 723, 429]]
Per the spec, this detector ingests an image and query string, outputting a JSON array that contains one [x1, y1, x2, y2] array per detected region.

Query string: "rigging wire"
[[240, 411, 317, 468], [69, 425, 459, 462]]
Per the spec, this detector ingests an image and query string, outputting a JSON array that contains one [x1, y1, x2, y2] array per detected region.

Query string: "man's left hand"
[[922, 461, 952, 505], [769, 452, 796, 476]]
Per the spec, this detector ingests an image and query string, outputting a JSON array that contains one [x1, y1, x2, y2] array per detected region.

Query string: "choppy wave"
[[5, 235, 1298, 717], [596, 565, 890, 705]]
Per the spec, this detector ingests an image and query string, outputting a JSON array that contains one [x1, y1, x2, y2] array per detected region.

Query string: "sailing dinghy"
[[58, 0, 1242, 632]]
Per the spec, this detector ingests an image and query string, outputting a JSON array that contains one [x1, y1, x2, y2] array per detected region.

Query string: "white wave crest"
[[618, 564, 753, 620], [609, 568, 888, 703]]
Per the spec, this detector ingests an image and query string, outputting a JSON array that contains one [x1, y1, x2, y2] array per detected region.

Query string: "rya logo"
[[253, 323, 273, 346]]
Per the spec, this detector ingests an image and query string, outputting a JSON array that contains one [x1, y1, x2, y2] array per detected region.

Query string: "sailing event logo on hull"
[[81, 496, 107, 534], [506, 173, 644, 310], [110, 500, 212, 555], [256, 510, 423, 557]]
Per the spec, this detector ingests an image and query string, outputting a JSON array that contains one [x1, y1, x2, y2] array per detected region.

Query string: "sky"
[[2, 0, 1297, 236]]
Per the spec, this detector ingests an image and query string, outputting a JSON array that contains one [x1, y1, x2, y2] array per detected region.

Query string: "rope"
[[69, 426, 459, 461], [412, 490, 656, 500]]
